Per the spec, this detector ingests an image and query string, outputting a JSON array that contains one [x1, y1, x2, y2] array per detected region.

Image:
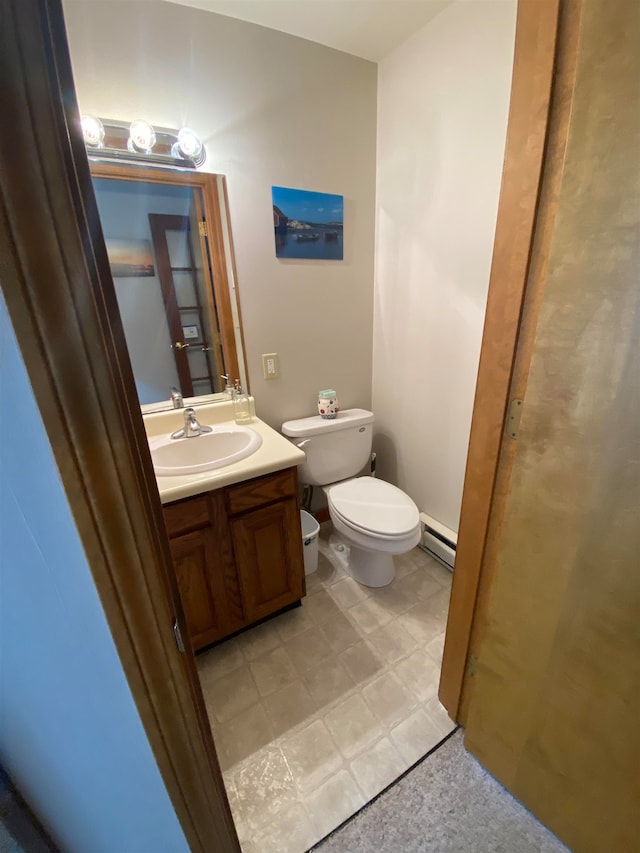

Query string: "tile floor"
[[197, 523, 455, 853]]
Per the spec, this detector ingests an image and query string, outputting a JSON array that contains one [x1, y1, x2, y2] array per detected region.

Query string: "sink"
[[149, 424, 263, 476]]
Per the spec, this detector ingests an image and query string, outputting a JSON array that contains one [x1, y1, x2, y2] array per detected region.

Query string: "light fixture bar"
[[81, 117, 205, 169], [87, 149, 196, 170]]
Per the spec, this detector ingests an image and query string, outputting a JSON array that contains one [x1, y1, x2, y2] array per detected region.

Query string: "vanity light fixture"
[[81, 117, 206, 169], [81, 115, 105, 148]]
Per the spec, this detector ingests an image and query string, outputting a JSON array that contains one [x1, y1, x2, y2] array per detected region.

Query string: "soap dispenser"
[[220, 374, 234, 399], [233, 380, 251, 424]]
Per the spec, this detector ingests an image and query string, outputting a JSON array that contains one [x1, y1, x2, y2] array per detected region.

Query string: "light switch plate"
[[262, 352, 279, 379]]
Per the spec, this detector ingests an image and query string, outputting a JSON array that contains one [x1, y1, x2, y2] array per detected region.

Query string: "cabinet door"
[[169, 529, 227, 649], [231, 497, 304, 624]]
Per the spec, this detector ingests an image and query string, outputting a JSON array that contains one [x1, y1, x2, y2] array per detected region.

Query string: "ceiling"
[[165, 0, 452, 62]]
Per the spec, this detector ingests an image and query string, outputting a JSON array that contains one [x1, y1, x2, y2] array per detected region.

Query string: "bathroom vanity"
[[144, 402, 307, 651]]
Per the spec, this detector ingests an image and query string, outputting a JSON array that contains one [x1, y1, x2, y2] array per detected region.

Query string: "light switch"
[[262, 352, 279, 379]]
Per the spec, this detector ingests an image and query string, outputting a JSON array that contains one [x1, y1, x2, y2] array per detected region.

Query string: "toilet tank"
[[281, 408, 374, 486]]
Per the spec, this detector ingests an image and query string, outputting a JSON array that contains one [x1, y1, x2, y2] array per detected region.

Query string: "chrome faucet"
[[171, 407, 213, 439], [170, 387, 184, 409]]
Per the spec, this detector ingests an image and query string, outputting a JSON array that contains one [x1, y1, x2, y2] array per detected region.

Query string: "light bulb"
[[128, 119, 156, 153], [81, 115, 104, 148], [177, 128, 203, 159], [171, 127, 205, 165]]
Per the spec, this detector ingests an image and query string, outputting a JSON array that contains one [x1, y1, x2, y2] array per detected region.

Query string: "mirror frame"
[[89, 161, 247, 411]]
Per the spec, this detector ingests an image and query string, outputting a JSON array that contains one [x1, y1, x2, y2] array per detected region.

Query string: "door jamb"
[[457, 0, 583, 723]]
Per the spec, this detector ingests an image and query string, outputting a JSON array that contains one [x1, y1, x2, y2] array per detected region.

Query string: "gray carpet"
[[311, 730, 569, 853]]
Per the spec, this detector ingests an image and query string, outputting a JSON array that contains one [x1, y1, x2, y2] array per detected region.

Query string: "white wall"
[[0, 293, 188, 853], [63, 1, 378, 428], [373, 0, 516, 532]]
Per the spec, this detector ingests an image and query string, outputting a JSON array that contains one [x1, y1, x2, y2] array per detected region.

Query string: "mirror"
[[89, 162, 246, 412]]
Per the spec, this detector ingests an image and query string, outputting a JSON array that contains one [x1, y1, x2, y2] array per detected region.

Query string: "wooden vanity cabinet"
[[163, 467, 305, 650]]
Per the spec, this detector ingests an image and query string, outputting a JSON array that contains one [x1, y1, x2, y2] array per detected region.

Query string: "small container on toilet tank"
[[318, 389, 339, 419]]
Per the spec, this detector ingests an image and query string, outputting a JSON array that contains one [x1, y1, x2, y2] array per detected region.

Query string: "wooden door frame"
[[439, 0, 567, 719], [0, 2, 239, 851], [90, 161, 244, 390]]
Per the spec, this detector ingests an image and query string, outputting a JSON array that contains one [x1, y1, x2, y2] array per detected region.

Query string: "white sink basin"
[[149, 424, 263, 476]]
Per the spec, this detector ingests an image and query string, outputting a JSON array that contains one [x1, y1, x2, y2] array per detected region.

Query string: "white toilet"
[[282, 409, 421, 587]]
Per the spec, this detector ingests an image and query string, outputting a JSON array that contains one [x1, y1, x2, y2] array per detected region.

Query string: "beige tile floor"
[[197, 523, 455, 853]]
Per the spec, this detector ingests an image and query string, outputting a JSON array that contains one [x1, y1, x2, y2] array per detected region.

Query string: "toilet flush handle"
[[296, 439, 312, 450]]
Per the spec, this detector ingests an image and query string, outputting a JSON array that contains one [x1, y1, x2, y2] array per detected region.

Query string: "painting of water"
[[272, 186, 344, 260], [105, 238, 155, 277]]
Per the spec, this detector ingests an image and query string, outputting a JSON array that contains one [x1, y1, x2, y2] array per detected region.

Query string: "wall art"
[[272, 186, 343, 260]]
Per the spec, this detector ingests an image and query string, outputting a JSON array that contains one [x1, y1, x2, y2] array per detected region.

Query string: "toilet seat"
[[326, 476, 420, 540]]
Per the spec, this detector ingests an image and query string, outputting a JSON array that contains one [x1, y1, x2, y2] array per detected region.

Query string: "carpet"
[[310, 729, 569, 852]]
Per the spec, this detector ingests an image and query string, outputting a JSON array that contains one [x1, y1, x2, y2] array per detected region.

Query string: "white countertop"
[[143, 399, 305, 504]]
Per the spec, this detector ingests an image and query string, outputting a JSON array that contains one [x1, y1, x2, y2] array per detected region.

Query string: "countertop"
[[143, 399, 305, 504]]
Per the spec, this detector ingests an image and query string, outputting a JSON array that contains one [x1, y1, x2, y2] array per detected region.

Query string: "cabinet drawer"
[[226, 468, 297, 515], [163, 495, 209, 536]]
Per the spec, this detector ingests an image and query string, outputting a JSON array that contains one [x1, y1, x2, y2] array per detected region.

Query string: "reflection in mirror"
[[89, 163, 246, 411]]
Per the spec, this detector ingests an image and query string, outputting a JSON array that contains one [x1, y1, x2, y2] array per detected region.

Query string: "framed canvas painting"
[[105, 238, 155, 277]]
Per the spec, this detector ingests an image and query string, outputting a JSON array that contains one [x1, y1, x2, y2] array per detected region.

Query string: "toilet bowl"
[[324, 476, 421, 587], [281, 408, 421, 588]]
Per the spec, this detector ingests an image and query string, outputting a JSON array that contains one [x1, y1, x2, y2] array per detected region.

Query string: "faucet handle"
[[183, 407, 213, 437], [171, 406, 212, 439], [170, 387, 184, 409]]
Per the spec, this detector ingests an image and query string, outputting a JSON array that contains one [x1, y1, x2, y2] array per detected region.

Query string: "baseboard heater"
[[418, 512, 457, 572]]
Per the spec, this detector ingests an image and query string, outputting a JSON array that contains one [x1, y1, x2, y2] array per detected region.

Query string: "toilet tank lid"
[[282, 408, 374, 438]]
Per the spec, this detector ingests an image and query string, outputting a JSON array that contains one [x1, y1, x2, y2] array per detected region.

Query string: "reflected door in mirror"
[[148, 212, 223, 397]]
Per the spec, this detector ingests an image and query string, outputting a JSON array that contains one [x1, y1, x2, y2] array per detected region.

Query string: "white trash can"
[[300, 510, 320, 575]]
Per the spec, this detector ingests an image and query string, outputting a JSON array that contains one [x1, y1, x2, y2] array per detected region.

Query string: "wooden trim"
[[202, 177, 241, 384], [193, 190, 227, 383], [221, 178, 249, 389], [438, 0, 562, 719], [89, 161, 243, 390], [89, 161, 213, 188], [0, 2, 239, 851]]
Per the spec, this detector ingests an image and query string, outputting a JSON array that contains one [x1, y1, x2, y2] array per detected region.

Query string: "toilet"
[[281, 409, 421, 587]]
